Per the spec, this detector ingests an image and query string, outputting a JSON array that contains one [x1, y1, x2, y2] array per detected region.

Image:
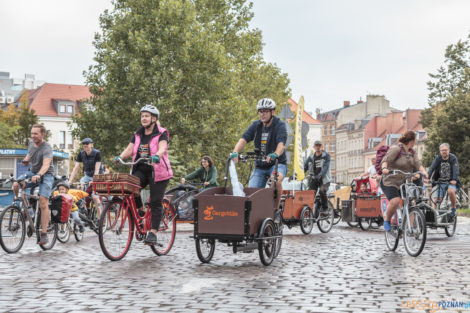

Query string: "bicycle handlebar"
[[388, 170, 427, 178], [115, 157, 151, 166]]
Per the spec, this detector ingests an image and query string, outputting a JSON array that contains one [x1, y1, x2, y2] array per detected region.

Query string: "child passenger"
[[55, 181, 86, 233]]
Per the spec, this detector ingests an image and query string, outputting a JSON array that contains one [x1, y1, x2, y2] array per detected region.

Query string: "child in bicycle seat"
[[54, 181, 87, 233], [358, 182, 369, 195]]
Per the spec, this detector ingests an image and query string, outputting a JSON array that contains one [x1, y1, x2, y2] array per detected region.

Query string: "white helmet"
[[140, 104, 159, 117], [256, 98, 276, 110]]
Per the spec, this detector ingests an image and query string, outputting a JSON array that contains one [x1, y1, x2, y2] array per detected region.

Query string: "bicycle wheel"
[[99, 198, 134, 261], [403, 208, 427, 257], [359, 218, 371, 231], [89, 200, 101, 235], [333, 208, 342, 225], [258, 220, 276, 266], [317, 202, 334, 233], [57, 223, 71, 243], [347, 221, 359, 228], [195, 238, 215, 263], [445, 215, 457, 237], [274, 221, 283, 258], [151, 200, 176, 256], [0, 205, 26, 253], [385, 223, 399, 251], [299, 206, 314, 234], [73, 223, 84, 242], [39, 222, 58, 251]]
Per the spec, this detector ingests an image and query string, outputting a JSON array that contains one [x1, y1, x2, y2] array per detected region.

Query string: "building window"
[[330, 143, 335, 152], [324, 126, 328, 136], [0, 158, 15, 179], [60, 131, 66, 149], [67, 105, 73, 114], [330, 159, 335, 170], [330, 125, 335, 135], [59, 105, 65, 113], [67, 131, 73, 149]]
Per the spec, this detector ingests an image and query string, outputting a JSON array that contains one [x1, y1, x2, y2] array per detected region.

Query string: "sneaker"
[[383, 221, 391, 231], [144, 232, 157, 245], [79, 225, 85, 233], [450, 207, 456, 217], [39, 232, 49, 245]]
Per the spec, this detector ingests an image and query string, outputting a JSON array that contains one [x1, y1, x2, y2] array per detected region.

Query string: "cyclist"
[[230, 98, 287, 206], [303, 140, 332, 212], [380, 131, 427, 231], [181, 155, 218, 189], [68, 137, 104, 215], [114, 104, 173, 245], [359, 157, 377, 179], [427, 143, 460, 219], [12, 124, 55, 244]]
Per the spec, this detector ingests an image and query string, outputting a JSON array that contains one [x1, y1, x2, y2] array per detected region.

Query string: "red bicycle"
[[91, 158, 177, 261]]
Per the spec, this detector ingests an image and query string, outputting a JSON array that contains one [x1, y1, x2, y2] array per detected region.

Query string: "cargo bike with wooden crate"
[[280, 176, 335, 234], [342, 176, 384, 231], [192, 151, 283, 266], [91, 157, 176, 261]]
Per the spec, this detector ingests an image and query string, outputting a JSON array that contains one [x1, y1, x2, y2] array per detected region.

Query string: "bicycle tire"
[[444, 215, 457, 237], [98, 197, 134, 261], [358, 218, 371, 231], [299, 206, 314, 234], [151, 200, 177, 256], [0, 205, 26, 253], [57, 223, 71, 243], [403, 208, 427, 257], [258, 220, 275, 266], [333, 208, 342, 225], [317, 201, 334, 233], [195, 238, 215, 263], [347, 221, 359, 228]]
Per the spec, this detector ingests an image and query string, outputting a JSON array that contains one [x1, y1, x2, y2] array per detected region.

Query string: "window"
[[67, 132, 73, 149], [60, 131, 65, 149], [330, 143, 335, 152], [67, 105, 73, 114], [59, 105, 65, 113], [330, 125, 335, 135], [330, 159, 335, 170], [0, 159, 15, 180], [324, 126, 328, 135]]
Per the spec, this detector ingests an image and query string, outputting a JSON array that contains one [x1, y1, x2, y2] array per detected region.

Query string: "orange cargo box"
[[281, 190, 315, 220], [356, 196, 381, 218]]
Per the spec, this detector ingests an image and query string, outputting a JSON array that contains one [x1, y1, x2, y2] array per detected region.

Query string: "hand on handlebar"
[[21, 159, 29, 166], [266, 153, 278, 163], [151, 155, 160, 164], [31, 175, 41, 184], [229, 152, 239, 164], [113, 156, 121, 164]]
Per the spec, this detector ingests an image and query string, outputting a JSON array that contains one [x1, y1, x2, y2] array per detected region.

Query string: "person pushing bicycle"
[[114, 104, 173, 245], [427, 143, 460, 220]]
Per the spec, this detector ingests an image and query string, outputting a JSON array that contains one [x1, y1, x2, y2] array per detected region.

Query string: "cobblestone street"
[[1, 218, 469, 313]]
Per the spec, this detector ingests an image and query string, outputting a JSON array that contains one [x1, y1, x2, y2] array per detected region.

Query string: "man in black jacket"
[[230, 98, 287, 190], [427, 143, 460, 218], [304, 141, 332, 211]]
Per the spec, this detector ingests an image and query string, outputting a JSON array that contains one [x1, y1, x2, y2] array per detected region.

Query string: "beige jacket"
[[380, 143, 421, 189]]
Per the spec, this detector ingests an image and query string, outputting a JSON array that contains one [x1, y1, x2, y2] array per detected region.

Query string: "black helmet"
[[56, 181, 70, 189]]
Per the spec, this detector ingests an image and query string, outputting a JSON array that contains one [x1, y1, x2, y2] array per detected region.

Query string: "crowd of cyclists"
[[2, 97, 462, 248]]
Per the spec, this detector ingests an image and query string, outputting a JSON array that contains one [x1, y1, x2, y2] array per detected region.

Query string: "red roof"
[[25, 83, 92, 117], [287, 98, 322, 125]]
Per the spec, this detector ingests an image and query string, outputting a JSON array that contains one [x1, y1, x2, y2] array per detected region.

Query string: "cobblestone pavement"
[[1, 217, 469, 313]]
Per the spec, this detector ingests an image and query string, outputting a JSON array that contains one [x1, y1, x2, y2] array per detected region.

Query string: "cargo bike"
[[280, 176, 335, 234], [90, 157, 176, 261], [192, 151, 282, 266], [342, 176, 384, 231]]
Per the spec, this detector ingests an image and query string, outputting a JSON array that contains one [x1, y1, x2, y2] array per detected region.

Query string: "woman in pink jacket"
[[115, 104, 173, 245]]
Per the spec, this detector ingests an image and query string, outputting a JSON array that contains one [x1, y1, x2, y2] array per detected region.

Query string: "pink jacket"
[[132, 124, 173, 182]]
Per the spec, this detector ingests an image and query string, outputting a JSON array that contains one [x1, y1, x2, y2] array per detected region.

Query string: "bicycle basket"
[[401, 183, 424, 200], [92, 174, 141, 195]]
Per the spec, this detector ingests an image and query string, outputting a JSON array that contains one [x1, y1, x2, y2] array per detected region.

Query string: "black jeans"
[[308, 178, 330, 210], [132, 166, 169, 230]]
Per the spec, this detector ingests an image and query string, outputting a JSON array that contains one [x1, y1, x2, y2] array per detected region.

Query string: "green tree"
[[422, 32, 470, 183], [0, 122, 21, 148], [74, 0, 290, 184]]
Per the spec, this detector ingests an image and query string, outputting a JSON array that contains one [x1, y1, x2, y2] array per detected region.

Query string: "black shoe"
[[79, 225, 85, 233], [39, 232, 49, 245], [144, 232, 157, 245]]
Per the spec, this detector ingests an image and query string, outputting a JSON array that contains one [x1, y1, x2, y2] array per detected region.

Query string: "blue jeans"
[[79, 175, 94, 184], [433, 182, 457, 198], [248, 163, 287, 188], [18, 171, 54, 198]]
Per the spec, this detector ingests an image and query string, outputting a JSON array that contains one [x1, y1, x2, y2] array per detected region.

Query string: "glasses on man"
[[258, 109, 271, 114]]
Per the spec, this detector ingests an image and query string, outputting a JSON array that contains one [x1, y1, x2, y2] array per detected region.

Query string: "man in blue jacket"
[[427, 143, 460, 219], [230, 98, 287, 192]]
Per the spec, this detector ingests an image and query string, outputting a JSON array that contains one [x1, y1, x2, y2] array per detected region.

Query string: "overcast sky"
[[1, 0, 469, 114]]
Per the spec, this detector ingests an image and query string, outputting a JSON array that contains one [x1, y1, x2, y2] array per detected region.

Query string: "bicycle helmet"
[[56, 181, 70, 190], [256, 98, 276, 111], [140, 104, 160, 117]]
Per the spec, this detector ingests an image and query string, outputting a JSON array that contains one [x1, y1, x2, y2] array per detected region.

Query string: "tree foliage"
[[74, 0, 290, 184], [422, 32, 470, 183]]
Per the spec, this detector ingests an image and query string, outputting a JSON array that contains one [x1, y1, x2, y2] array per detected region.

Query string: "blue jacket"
[[242, 116, 287, 168]]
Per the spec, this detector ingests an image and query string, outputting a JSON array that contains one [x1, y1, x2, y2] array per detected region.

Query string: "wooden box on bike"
[[281, 190, 315, 220], [194, 187, 275, 238], [356, 196, 381, 218], [92, 173, 141, 195]]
